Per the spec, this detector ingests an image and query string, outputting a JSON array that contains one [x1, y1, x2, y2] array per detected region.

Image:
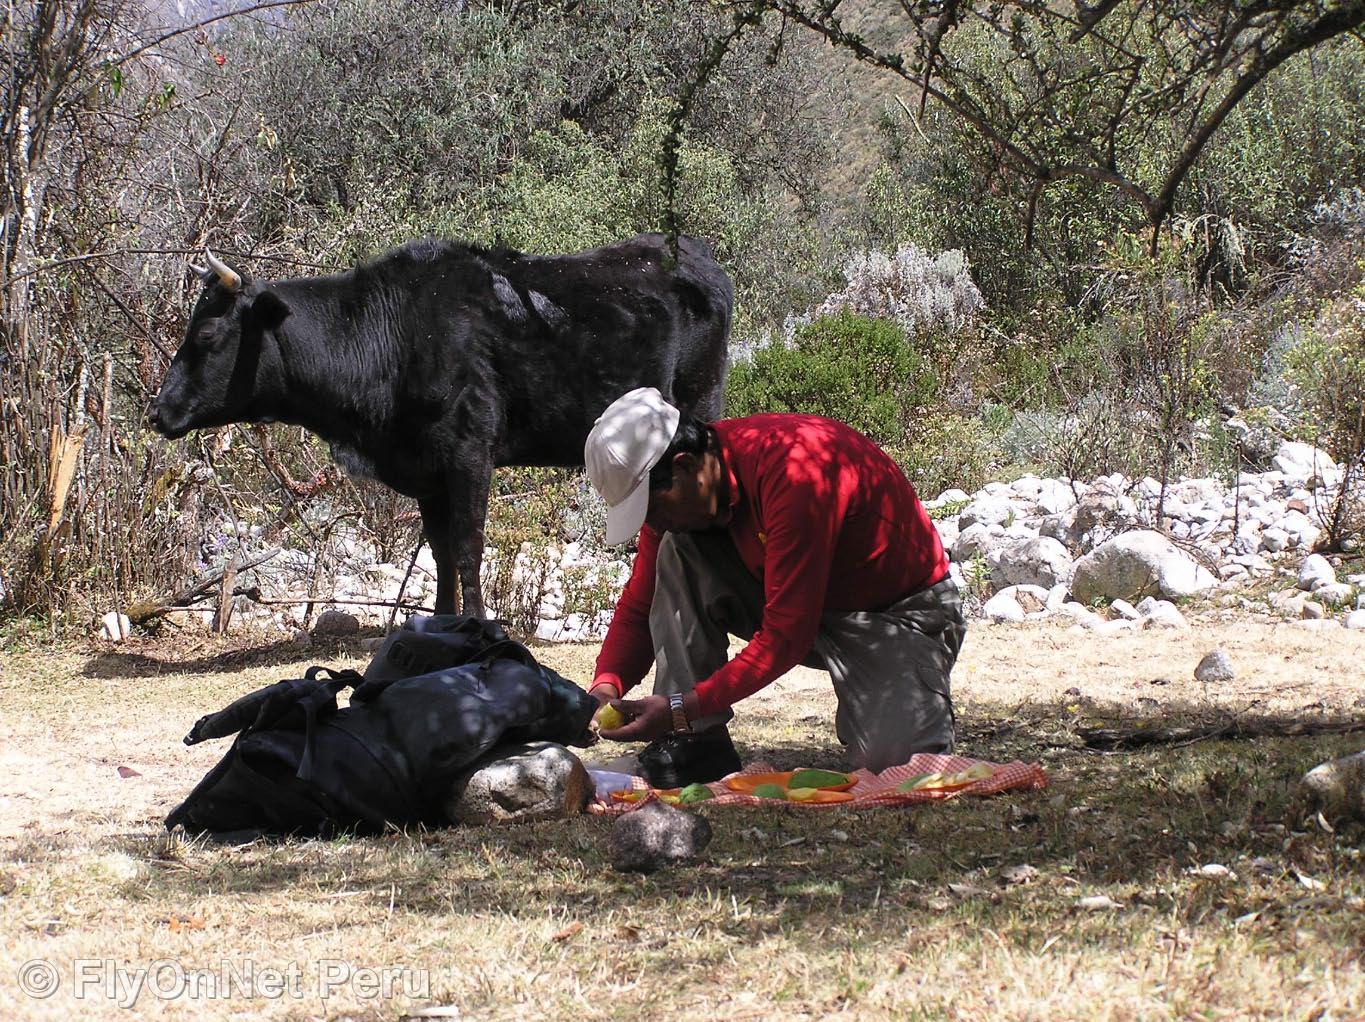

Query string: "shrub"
[[726, 312, 936, 447], [813, 244, 985, 338], [890, 412, 1000, 498], [1284, 267, 1365, 550]]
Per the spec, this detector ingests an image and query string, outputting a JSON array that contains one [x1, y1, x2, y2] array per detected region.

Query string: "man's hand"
[[598, 694, 673, 742], [588, 683, 619, 707]]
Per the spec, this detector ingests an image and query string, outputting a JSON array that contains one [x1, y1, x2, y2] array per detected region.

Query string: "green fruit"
[[896, 772, 942, 793], [789, 768, 852, 790], [751, 783, 788, 800], [677, 783, 714, 805]]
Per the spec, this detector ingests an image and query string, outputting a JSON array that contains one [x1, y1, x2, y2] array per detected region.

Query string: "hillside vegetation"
[[2, 0, 1362, 629]]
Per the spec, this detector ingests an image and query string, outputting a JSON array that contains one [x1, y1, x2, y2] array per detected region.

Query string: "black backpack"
[[165, 615, 597, 841]]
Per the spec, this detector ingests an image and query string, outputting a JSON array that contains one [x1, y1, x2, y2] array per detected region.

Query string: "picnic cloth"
[[588, 753, 1047, 814]]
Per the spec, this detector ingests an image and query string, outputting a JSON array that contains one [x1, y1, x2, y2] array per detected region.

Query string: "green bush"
[[1283, 266, 1365, 549], [726, 312, 936, 447], [890, 412, 1000, 499]]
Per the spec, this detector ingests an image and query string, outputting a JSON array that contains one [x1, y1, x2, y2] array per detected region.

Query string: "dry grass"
[[2, 618, 1364, 1021]]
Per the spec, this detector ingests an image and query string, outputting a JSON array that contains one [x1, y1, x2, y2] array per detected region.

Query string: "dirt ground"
[[1, 615, 1363, 1021], [2, 617, 1362, 841]]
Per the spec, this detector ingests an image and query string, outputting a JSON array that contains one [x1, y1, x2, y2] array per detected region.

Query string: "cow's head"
[[149, 250, 291, 438]]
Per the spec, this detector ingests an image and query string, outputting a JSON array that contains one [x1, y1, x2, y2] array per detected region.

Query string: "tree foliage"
[[700, 0, 1365, 249]]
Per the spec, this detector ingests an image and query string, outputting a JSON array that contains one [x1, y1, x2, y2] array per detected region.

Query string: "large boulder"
[[1299, 750, 1365, 824], [608, 800, 713, 873], [1071, 530, 1217, 604], [989, 536, 1074, 590], [444, 741, 593, 825]]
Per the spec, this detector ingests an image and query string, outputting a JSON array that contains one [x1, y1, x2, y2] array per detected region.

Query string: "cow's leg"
[[417, 494, 458, 615], [448, 458, 493, 619]]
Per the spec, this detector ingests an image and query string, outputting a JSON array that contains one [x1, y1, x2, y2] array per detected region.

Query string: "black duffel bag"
[[165, 615, 597, 841]]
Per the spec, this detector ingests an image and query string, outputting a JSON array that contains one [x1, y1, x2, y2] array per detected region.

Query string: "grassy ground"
[[1, 620, 1363, 1021]]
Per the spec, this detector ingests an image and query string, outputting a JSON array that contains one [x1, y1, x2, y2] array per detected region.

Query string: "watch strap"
[[668, 693, 690, 733]]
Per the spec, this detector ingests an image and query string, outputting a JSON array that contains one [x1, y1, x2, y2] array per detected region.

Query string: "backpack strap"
[[294, 667, 361, 782]]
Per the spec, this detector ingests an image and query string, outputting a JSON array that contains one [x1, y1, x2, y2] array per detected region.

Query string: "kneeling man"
[[584, 387, 966, 787]]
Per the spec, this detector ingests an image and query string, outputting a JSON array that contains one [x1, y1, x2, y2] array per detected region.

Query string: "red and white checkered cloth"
[[589, 754, 1048, 814]]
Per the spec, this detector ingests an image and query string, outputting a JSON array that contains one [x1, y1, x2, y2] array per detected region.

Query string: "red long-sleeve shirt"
[[593, 414, 950, 717]]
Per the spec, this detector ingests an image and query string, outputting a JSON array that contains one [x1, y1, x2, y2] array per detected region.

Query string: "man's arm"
[[590, 525, 662, 698], [690, 447, 850, 717]]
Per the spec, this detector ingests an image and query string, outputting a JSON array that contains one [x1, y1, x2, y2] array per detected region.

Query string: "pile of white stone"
[[927, 439, 1363, 633], [96, 439, 1362, 641]]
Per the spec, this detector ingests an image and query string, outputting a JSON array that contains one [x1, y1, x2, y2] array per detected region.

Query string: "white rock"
[[1297, 554, 1335, 591], [1055, 602, 1102, 628], [1141, 601, 1188, 630], [933, 488, 971, 505], [446, 741, 593, 825], [1269, 588, 1309, 615], [1289, 618, 1340, 631], [1260, 528, 1289, 553], [1189, 863, 1236, 880], [313, 609, 360, 636], [1096, 618, 1137, 636], [1071, 531, 1217, 603], [982, 590, 1025, 623], [1315, 583, 1356, 607], [1110, 599, 1141, 620], [1035, 479, 1079, 515], [989, 536, 1074, 590], [99, 611, 131, 642], [1045, 584, 1071, 611], [953, 523, 1008, 564], [1278, 511, 1322, 550], [1272, 441, 1338, 483], [1229, 553, 1270, 571], [414, 547, 439, 579], [935, 520, 960, 551], [1194, 649, 1235, 683], [1133, 595, 1163, 615], [958, 496, 1018, 530], [1299, 750, 1365, 823], [1345, 610, 1365, 630]]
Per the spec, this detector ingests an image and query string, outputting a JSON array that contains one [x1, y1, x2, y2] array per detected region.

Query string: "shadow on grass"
[[81, 633, 378, 679], [127, 706, 1365, 960]]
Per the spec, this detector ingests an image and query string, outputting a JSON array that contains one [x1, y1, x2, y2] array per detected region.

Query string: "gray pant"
[[649, 530, 967, 772]]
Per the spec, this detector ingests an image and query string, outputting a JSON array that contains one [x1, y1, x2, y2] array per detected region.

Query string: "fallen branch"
[[1077, 715, 1365, 749], [131, 586, 432, 622], [125, 548, 281, 624]]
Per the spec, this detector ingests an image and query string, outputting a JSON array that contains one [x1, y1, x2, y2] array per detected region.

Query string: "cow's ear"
[[249, 290, 290, 330]]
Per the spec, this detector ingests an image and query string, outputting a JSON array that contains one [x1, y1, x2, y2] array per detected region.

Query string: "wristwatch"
[[668, 693, 691, 734]]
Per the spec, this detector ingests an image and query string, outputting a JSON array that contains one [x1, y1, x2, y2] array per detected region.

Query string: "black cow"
[[150, 233, 732, 616]]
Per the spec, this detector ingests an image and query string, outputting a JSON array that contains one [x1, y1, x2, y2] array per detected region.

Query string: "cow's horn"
[[204, 249, 242, 292], [189, 262, 209, 280]]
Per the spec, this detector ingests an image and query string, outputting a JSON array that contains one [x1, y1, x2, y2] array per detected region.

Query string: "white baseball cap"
[[585, 387, 681, 545]]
